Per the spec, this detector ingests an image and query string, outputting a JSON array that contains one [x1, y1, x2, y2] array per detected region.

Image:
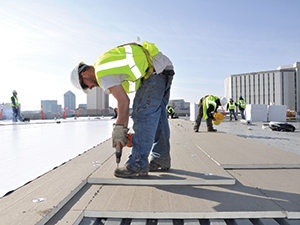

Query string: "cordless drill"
[[115, 133, 132, 167]]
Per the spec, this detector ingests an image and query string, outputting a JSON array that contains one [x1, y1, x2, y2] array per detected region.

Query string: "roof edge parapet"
[[277, 62, 300, 70]]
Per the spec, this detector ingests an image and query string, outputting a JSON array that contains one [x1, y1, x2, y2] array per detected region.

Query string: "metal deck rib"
[[78, 218, 300, 225]]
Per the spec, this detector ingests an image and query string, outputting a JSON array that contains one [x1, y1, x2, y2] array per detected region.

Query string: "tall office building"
[[87, 87, 109, 110], [64, 91, 76, 110], [225, 62, 300, 111]]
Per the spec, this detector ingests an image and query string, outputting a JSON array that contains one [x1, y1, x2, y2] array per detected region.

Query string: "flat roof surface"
[[0, 118, 299, 225]]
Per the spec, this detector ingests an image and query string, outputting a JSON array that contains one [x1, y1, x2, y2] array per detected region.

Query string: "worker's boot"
[[206, 119, 216, 132], [149, 161, 170, 172], [193, 124, 200, 132], [207, 128, 217, 132], [114, 166, 148, 178], [206, 119, 217, 132]]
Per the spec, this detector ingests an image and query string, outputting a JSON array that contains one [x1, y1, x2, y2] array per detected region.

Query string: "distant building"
[[225, 62, 300, 112], [64, 91, 76, 111], [87, 87, 109, 110], [168, 99, 190, 116], [41, 100, 60, 114], [78, 104, 87, 109], [168, 99, 190, 109], [1, 103, 13, 119], [57, 104, 62, 113]]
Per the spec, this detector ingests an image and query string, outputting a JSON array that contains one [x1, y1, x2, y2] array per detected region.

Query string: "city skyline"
[[1, 1, 300, 111]]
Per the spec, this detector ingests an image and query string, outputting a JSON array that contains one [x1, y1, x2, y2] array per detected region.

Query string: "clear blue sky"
[[1, 0, 299, 111]]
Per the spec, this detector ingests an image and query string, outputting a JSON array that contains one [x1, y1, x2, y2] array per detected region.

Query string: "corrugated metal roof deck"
[[78, 218, 300, 225]]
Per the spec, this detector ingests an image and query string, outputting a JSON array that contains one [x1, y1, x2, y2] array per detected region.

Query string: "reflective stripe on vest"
[[95, 41, 160, 93], [203, 96, 217, 120], [206, 99, 216, 110], [168, 107, 175, 114], [95, 45, 142, 80], [239, 100, 246, 109]]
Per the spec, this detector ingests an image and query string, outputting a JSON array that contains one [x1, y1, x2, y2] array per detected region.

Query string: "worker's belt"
[[141, 68, 174, 83], [161, 69, 175, 76]]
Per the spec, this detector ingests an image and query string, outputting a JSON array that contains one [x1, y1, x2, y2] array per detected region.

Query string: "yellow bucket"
[[213, 112, 224, 125]]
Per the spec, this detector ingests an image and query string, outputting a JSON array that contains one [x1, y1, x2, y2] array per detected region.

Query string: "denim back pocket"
[[137, 74, 166, 113]]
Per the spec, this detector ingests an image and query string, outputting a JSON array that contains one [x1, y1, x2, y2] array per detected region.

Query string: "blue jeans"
[[12, 107, 19, 122], [229, 109, 237, 120], [126, 71, 174, 172], [240, 109, 245, 119]]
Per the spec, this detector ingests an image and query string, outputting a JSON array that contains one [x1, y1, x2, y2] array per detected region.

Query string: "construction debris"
[[269, 121, 296, 132], [287, 110, 298, 120]]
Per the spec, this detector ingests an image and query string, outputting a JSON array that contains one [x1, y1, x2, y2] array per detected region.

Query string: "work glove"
[[112, 124, 127, 148]]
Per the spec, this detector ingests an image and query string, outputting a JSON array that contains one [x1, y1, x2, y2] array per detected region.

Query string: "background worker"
[[193, 95, 227, 132], [111, 107, 118, 119], [70, 40, 174, 178], [238, 96, 246, 119], [167, 106, 178, 119], [167, 106, 175, 118], [226, 98, 238, 121], [10, 90, 19, 122]]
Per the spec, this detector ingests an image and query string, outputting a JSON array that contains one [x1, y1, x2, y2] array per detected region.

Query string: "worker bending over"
[[193, 95, 227, 132], [167, 106, 178, 119], [70, 40, 174, 178]]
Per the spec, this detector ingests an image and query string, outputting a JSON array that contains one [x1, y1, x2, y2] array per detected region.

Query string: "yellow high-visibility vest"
[[203, 96, 219, 120], [10, 95, 19, 107], [238, 99, 246, 109], [229, 101, 236, 110], [94, 41, 159, 93]]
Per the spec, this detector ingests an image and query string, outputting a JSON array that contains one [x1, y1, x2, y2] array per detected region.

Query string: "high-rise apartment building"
[[225, 62, 300, 112], [64, 91, 76, 111]]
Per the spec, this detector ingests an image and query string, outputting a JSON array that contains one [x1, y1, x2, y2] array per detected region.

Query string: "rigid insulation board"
[[190, 103, 198, 122], [88, 127, 235, 186], [169, 120, 300, 169], [229, 169, 300, 219], [268, 105, 287, 122], [246, 104, 268, 122], [0, 140, 114, 225], [84, 181, 285, 219]]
